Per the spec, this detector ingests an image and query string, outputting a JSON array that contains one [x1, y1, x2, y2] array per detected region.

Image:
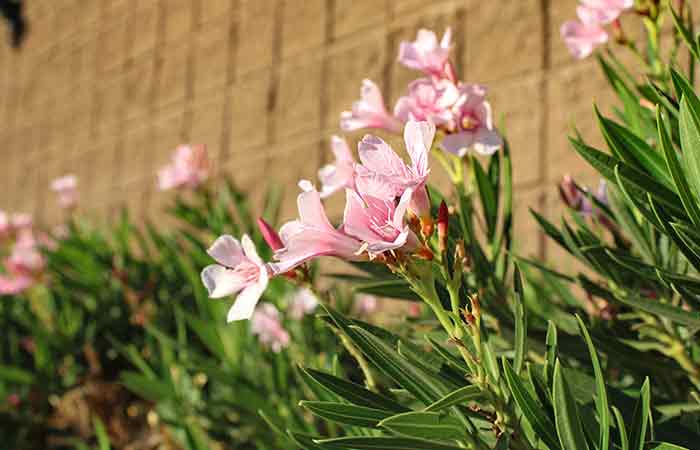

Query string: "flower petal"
[[207, 235, 245, 267], [201, 264, 247, 299], [227, 268, 268, 322]]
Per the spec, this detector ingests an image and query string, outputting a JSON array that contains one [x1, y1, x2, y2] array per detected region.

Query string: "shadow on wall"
[[0, 0, 26, 49]]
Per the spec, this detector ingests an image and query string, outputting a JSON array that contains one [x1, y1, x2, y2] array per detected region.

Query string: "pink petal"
[[471, 128, 504, 156], [403, 120, 434, 177], [227, 269, 268, 322], [201, 264, 247, 298], [207, 235, 245, 268], [241, 234, 263, 267]]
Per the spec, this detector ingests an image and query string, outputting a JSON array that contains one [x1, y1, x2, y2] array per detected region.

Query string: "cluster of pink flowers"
[[0, 212, 46, 295], [158, 144, 210, 191], [287, 288, 319, 320], [340, 29, 502, 158], [561, 0, 634, 59], [201, 120, 435, 323], [50, 174, 79, 210]]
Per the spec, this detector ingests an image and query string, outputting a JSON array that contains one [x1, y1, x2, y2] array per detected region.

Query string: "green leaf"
[[315, 436, 465, 449], [120, 371, 174, 402], [608, 289, 700, 327], [502, 359, 560, 450], [553, 359, 590, 450], [612, 406, 629, 450], [300, 368, 408, 413], [93, 416, 111, 450], [670, 8, 700, 59], [649, 444, 691, 450], [679, 95, 700, 206], [300, 401, 392, 428], [630, 378, 651, 450], [424, 385, 482, 412], [513, 264, 526, 374], [379, 411, 467, 440], [597, 108, 672, 187], [575, 316, 609, 450], [572, 138, 686, 219], [659, 105, 700, 227], [0, 364, 35, 384], [545, 321, 558, 386], [472, 156, 498, 241]]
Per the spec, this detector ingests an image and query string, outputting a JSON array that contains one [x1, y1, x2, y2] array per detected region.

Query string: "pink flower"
[[270, 182, 363, 274], [353, 294, 377, 316], [50, 174, 79, 209], [9, 232, 44, 273], [318, 136, 356, 198], [394, 78, 460, 126], [559, 175, 608, 217], [287, 288, 319, 320], [340, 80, 403, 134], [10, 213, 32, 231], [355, 121, 434, 219], [158, 144, 210, 191], [440, 84, 502, 157], [344, 185, 417, 256], [250, 303, 290, 352], [560, 20, 609, 59], [398, 28, 452, 77], [0, 274, 33, 295], [577, 0, 633, 25], [201, 234, 270, 322]]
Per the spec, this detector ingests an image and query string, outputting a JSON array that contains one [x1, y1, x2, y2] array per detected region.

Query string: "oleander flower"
[[50, 174, 79, 209], [398, 28, 452, 77], [559, 175, 608, 217], [340, 79, 403, 133], [287, 288, 319, 320], [355, 121, 434, 220], [440, 84, 502, 157], [250, 303, 290, 352], [201, 234, 270, 322], [158, 144, 209, 190], [577, 0, 633, 25], [270, 181, 363, 275], [0, 230, 44, 295], [344, 185, 417, 256], [353, 294, 378, 316], [318, 136, 356, 198], [394, 78, 460, 126], [560, 20, 609, 59]]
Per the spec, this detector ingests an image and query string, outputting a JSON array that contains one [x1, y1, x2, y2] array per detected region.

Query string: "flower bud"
[[257, 218, 284, 252], [437, 200, 449, 253]]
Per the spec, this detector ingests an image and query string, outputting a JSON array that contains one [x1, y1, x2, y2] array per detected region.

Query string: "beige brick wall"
[[0, 0, 626, 259]]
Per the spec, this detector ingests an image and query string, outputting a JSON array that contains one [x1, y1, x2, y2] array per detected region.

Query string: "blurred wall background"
[[0, 0, 625, 260]]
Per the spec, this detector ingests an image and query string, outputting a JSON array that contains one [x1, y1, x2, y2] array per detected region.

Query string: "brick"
[[281, 0, 325, 58], [122, 125, 154, 183], [130, 4, 160, 57], [333, 0, 386, 39], [153, 104, 187, 165], [156, 39, 190, 108], [199, 0, 232, 26], [124, 50, 156, 123], [487, 73, 544, 187], [97, 15, 128, 75], [190, 90, 226, 157], [236, 0, 276, 76], [164, 0, 194, 44], [325, 32, 386, 129], [464, 0, 542, 83], [512, 185, 545, 259], [546, 60, 614, 185], [229, 68, 271, 149], [192, 18, 231, 97], [277, 57, 322, 139], [94, 73, 125, 137]]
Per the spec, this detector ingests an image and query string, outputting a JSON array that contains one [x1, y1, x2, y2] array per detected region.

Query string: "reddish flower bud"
[[257, 218, 284, 252], [437, 200, 449, 253]]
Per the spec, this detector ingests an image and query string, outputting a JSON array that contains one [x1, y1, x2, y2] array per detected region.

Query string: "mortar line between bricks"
[[181, 0, 199, 143], [538, 0, 552, 261], [265, 0, 285, 177], [218, 0, 238, 166], [383, 0, 395, 101], [319, 0, 335, 168], [143, 0, 168, 218]]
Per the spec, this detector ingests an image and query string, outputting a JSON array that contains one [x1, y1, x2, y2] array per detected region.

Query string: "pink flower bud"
[[257, 218, 285, 252]]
